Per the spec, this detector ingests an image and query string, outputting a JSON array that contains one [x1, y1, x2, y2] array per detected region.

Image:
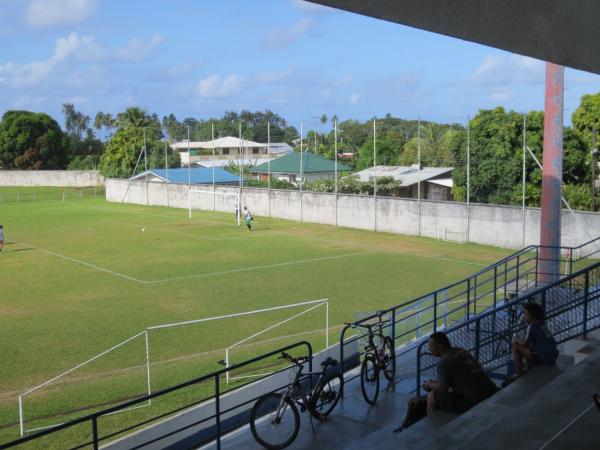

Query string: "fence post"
[[583, 271, 589, 339], [493, 266, 498, 308], [474, 318, 481, 361], [391, 309, 396, 343], [92, 416, 99, 450], [535, 246, 540, 287], [466, 278, 471, 320], [433, 292, 438, 332], [18, 395, 24, 437], [515, 255, 520, 294], [215, 375, 221, 450]]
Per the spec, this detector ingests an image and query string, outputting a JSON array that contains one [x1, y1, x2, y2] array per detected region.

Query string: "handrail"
[[0, 340, 313, 450], [415, 259, 600, 393], [339, 235, 600, 393]]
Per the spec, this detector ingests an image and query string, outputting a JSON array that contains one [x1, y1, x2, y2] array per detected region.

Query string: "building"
[[352, 165, 453, 200], [170, 137, 292, 167], [129, 167, 240, 185], [251, 152, 352, 184]]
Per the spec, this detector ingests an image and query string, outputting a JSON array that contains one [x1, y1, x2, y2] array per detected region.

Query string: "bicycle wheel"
[[250, 393, 300, 450], [310, 374, 343, 420], [360, 354, 379, 404], [382, 336, 396, 382]]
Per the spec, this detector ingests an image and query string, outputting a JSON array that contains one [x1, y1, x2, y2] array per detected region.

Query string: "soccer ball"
[[141, 228, 145, 232]]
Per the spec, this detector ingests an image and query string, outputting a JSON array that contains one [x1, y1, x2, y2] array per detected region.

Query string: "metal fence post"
[[433, 292, 438, 332], [92, 416, 99, 450], [466, 278, 471, 320], [215, 374, 221, 450], [583, 271, 589, 338], [515, 255, 520, 294], [474, 318, 481, 361]]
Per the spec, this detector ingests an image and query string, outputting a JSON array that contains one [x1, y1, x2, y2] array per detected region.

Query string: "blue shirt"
[[525, 322, 558, 365]]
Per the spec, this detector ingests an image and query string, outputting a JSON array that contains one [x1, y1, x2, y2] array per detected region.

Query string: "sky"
[[1, 0, 599, 130]]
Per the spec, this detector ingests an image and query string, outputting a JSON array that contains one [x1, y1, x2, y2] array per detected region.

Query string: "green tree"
[[572, 92, 600, 148], [0, 110, 67, 169]]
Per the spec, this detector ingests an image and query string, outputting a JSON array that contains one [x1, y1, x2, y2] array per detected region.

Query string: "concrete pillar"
[[538, 63, 564, 283]]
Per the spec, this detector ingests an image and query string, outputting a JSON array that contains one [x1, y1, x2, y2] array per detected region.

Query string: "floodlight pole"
[[300, 122, 303, 223], [187, 125, 192, 219], [417, 117, 421, 237], [334, 119, 338, 226], [268, 121, 271, 218], [373, 118, 377, 231], [522, 113, 527, 247], [466, 116, 471, 243], [143, 128, 148, 206], [212, 123, 216, 211], [592, 127, 597, 212]]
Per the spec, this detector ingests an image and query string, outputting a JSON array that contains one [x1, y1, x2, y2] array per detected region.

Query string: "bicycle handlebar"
[[279, 352, 310, 365]]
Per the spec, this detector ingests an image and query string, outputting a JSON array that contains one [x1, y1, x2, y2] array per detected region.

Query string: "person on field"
[[0, 225, 4, 252], [395, 332, 498, 432], [243, 206, 253, 231], [504, 302, 558, 385]]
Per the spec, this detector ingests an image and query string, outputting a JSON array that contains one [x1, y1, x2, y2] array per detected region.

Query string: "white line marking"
[[537, 403, 597, 450], [146, 250, 379, 284], [16, 241, 146, 284]]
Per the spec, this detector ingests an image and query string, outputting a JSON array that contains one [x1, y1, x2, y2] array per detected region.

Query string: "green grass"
[[0, 188, 514, 447]]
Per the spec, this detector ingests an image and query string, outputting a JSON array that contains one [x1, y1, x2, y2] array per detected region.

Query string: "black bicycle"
[[250, 352, 342, 450], [348, 313, 396, 404]]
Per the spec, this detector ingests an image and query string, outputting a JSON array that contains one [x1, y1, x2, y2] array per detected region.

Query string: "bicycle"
[[250, 352, 342, 450], [348, 312, 396, 404]]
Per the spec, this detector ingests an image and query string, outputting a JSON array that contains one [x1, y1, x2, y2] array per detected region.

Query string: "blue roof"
[[131, 167, 240, 185]]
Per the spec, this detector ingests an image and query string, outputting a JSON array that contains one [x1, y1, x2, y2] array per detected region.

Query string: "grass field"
[[0, 187, 514, 447]]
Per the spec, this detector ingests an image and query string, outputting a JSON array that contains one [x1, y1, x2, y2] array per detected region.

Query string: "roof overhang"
[[308, 0, 600, 75]]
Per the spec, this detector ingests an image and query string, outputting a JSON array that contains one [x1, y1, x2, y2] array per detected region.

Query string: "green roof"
[[251, 152, 351, 174]]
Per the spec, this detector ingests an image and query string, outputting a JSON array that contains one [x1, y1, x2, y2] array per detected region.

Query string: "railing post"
[[475, 319, 481, 361], [433, 293, 437, 332], [583, 271, 589, 339], [391, 309, 396, 343], [493, 266, 498, 308], [215, 375, 221, 450], [515, 255, 520, 294], [92, 416, 99, 450], [466, 278, 471, 320], [416, 345, 422, 395], [339, 327, 347, 398], [504, 261, 508, 299], [535, 246, 540, 287]]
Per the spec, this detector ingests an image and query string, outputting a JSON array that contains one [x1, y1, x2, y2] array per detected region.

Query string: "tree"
[[0, 111, 67, 169], [62, 103, 90, 139], [572, 92, 600, 148]]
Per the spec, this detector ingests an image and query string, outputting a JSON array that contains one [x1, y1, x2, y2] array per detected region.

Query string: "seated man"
[[505, 302, 558, 385], [396, 332, 498, 431]]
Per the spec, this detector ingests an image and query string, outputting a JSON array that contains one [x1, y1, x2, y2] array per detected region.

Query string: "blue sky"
[[1, 0, 599, 130]]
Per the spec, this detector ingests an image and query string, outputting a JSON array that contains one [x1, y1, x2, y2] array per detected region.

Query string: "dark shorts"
[[433, 390, 474, 413]]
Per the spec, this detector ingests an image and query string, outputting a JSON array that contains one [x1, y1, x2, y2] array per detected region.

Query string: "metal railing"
[[338, 236, 600, 392], [0, 341, 312, 450], [416, 260, 600, 392]]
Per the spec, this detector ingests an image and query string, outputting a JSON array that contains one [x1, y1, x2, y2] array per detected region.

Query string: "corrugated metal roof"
[[130, 167, 240, 184], [353, 165, 453, 187], [251, 152, 351, 174]]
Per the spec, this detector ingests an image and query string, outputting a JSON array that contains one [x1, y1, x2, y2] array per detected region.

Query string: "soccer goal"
[[188, 188, 241, 226]]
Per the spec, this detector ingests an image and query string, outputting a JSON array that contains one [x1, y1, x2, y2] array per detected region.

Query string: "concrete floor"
[[202, 343, 600, 450]]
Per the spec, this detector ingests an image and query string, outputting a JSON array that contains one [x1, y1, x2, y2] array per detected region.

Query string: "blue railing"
[[416, 260, 600, 393], [339, 236, 600, 392], [0, 341, 313, 450]]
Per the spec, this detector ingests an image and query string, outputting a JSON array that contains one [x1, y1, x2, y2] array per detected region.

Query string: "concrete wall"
[[106, 179, 600, 249], [0, 170, 104, 187]]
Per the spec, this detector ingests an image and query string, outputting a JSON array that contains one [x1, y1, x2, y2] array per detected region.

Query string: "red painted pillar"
[[538, 63, 564, 283]]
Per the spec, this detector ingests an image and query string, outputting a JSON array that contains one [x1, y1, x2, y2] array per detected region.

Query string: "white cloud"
[[261, 19, 312, 50], [473, 54, 544, 87], [115, 34, 163, 61], [254, 68, 294, 84], [25, 0, 99, 28], [349, 93, 360, 104], [0, 33, 104, 87], [196, 74, 245, 98]]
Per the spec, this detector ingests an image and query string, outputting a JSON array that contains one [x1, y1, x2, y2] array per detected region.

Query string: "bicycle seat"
[[321, 357, 338, 368]]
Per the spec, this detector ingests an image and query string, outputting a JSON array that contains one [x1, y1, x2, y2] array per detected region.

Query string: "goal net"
[[188, 189, 241, 226]]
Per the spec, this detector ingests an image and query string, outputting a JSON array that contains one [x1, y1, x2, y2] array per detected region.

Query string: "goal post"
[[188, 188, 241, 226]]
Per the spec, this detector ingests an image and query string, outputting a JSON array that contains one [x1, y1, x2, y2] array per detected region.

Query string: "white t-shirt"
[[0, 229, 4, 241], [245, 210, 252, 220]]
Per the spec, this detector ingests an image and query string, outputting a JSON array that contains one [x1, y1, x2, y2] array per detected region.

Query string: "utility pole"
[[593, 127, 598, 211]]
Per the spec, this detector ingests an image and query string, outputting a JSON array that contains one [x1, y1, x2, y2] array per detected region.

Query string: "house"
[[130, 167, 240, 185], [352, 165, 454, 200], [170, 137, 292, 167], [251, 152, 351, 184]]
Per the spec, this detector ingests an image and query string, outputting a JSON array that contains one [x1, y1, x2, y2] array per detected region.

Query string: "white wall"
[[106, 179, 600, 249], [0, 170, 104, 187]]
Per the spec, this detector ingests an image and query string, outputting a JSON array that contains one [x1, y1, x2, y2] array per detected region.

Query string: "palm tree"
[[116, 107, 151, 129]]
